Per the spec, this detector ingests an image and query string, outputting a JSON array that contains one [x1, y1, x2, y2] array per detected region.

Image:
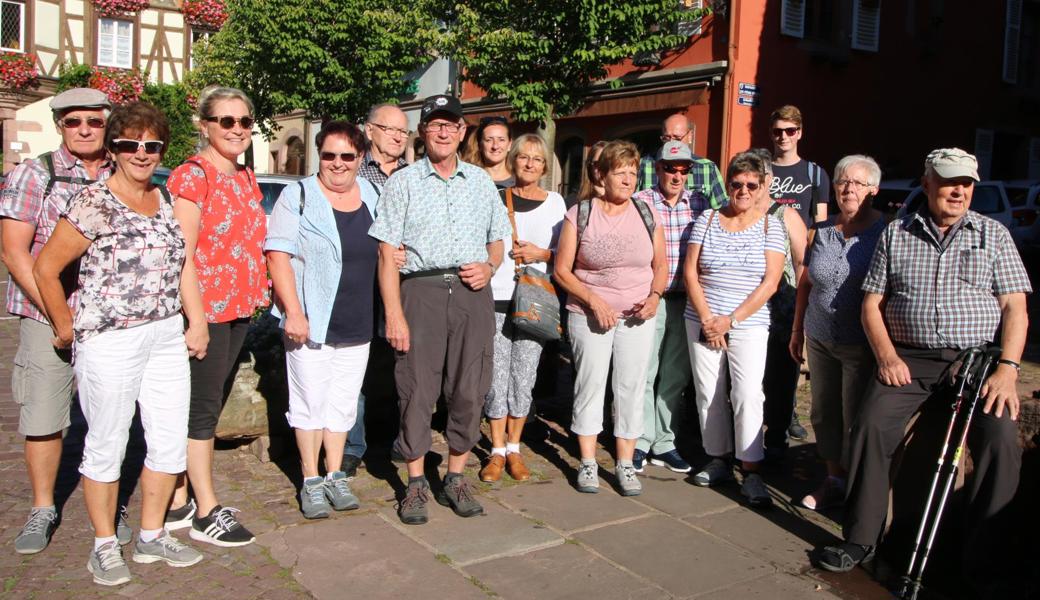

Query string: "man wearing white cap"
[[0, 88, 115, 554], [814, 148, 1030, 593]]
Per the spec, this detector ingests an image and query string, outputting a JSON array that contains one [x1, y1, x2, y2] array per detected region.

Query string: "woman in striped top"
[[684, 150, 786, 508]]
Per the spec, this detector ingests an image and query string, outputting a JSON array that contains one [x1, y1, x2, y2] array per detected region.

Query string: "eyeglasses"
[[60, 116, 106, 129], [204, 115, 255, 130], [835, 178, 872, 189], [516, 154, 545, 165], [369, 122, 409, 138], [660, 133, 689, 142], [320, 151, 359, 162], [771, 127, 800, 138], [423, 121, 462, 134], [110, 139, 164, 154], [661, 164, 691, 175], [729, 181, 761, 192]]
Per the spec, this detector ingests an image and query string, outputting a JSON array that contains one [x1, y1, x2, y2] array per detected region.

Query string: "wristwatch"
[[729, 314, 741, 328], [486, 261, 498, 275], [997, 358, 1021, 372]]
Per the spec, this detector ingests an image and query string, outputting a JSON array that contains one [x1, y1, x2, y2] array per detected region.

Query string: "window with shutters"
[[0, 0, 25, 52], [974, 129, 995, 181], [1004, 0, 1023, 83], [851, 0, 881, 52], [781, 0, 806, 38], [97, 18, 133, 69]]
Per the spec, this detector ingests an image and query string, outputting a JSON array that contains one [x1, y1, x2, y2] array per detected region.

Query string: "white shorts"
[[74, 315, 190, 482], [285, 340, 369, 432]]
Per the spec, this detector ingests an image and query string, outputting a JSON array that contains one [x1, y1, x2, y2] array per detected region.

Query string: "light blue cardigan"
[[263, 174, 380, 344]]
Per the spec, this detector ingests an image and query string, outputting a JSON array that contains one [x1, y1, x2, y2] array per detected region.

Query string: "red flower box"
[[92, 0, 150, 18], [182, 0, 227, 30], [0, 51, 39, 90], [89, 66, 145, 105]]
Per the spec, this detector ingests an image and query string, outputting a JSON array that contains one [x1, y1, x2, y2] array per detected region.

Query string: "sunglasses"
[[60, 116, 106, 129], [320, 151, 358, 162], [771, 126, 800, 138], [729, 181, 761, 192], [661, 164, 691, 175], [204, 115, 255, 130], [110, 139, 164, 154]]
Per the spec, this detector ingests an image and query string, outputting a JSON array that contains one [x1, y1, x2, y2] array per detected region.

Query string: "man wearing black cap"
[[369, 94, 512, 525], [0, 88, 115, 554]]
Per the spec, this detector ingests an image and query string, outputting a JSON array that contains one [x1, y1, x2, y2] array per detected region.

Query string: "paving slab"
[[489, 479, 652, 533], [263, 512, 488, 599], [575, 514, 773, 597], [466, 541, 666, 600], [632, 470, 741, 518], [376, 495, 564, 566], [691, 571, 842, 599], [684, 505, 835, 572]]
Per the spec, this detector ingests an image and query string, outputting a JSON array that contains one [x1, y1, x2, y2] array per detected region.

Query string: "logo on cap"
[[435, 97, 447, 106], [669, 147, 679, 155]]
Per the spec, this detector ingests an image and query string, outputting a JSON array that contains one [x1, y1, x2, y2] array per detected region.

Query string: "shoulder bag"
[[506, 188, 562, 342]]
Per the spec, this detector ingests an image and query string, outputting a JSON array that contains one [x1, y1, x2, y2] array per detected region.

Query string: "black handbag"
[[505, 188, 562, 342]]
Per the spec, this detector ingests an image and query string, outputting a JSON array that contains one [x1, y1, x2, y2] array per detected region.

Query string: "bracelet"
[[997, 359, 1021, 371], [791, 328, 803, 333], [650, 290, 663, 299], [486, 261, 497, 275]]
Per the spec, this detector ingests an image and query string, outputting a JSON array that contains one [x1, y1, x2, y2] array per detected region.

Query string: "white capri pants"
[[686, 320, 769, 463], [74, 314, 190, 482], [285, 340, 369, 432], [569, 311, 656, 439]]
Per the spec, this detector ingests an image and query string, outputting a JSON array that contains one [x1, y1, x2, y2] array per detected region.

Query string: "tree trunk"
[[537, 110, 559, 193]]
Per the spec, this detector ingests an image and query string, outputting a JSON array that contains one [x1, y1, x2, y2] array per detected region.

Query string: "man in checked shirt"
[[814, 148, 1030, 593]]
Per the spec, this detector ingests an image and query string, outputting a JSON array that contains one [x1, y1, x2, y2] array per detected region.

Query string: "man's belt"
[[400, 267, 461, 281]]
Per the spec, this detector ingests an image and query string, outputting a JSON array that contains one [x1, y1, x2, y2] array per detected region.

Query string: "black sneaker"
[[189, 505, 255, 547], [342, 454, 362, 479], [436, 475, 484, 518]]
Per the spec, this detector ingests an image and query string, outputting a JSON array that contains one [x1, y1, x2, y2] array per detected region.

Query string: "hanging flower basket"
[[92, 0, 150, 18], [89, 66, 145, 105], [182, 0, 227, 30], [0, 51, 39, 90]]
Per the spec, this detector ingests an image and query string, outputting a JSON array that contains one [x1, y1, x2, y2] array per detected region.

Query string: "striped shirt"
[[632, 186, 710, 292], [685, 211, 786, 328], [636, 153, 728, 212], [861, 209, 1032, 349], [0, 146, 113, 322]]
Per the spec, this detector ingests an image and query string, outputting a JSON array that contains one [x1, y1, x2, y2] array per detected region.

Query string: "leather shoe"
[[506, 453, 531, 481], [479, 454, 506, 482]]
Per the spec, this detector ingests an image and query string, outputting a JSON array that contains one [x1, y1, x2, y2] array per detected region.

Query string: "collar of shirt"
[[650, 185, 693, 207], [364, 151, 405, 170], [54, 145, 113, 174], [418, 155, 468, 181], [909, 207, 980, 248]]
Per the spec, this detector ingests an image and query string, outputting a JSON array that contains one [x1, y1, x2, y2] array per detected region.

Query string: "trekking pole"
[[899, 346, 1002, 600]]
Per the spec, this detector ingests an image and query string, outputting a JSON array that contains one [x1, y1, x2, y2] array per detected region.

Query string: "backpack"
[[38, 151, 98, 198], [806, 161, 821, 221], [575, 198, 655, 249]]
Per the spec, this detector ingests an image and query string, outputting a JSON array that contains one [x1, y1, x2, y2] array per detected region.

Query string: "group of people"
[[2, 86, 1029, 597]]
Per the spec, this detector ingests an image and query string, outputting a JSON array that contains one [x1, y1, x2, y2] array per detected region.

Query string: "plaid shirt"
[[861, 209, 1032, 349], [0, 146, 113, 322], [637, 153, 728, 212], [633, 186, 709, 292], [357, 152, 406, 193]]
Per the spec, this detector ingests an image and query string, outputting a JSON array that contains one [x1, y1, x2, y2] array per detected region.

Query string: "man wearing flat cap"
[[0, 88, 115, 554], [369, 94, 511, 525], [814, 148, 1030, 592]]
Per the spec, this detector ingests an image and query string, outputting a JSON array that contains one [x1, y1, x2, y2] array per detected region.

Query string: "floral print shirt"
[[63, 182, 185, 341], [167, 155, 269, 322]]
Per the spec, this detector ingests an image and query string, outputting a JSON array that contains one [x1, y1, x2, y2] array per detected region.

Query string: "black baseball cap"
[[420, 94, 463, 124]]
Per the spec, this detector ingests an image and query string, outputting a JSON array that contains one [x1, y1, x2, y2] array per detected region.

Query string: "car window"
[[259, 182, 289, 215], [873, 189, 911, 213], [970, 186, 1004, 214], [1007, 186, 1030, 207]]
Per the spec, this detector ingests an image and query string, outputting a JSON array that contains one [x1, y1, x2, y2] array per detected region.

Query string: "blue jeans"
[[344, 392, 366, 459]]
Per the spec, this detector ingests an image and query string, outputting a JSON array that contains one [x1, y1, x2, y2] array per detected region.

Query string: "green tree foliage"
[[55, 63, 92, 92], [435, 1, 711, 123], [188, 0, 439, 131], [140, 82, 198, 168]]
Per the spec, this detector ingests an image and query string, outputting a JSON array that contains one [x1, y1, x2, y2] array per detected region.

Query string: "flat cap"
[[925, 148, 980, 181], [49, 88, 112, 112]]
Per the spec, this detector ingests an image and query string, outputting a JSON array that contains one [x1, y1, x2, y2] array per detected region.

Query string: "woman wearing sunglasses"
[[683, 150, 785, 509], [165, 86, 268, 548], [462, 116, 514, 189], [264, 121, 380, 519], [34, 102, 203, 586]]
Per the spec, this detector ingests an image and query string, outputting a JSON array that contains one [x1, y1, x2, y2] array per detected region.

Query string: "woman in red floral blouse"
[[166, 85, 268, 548]]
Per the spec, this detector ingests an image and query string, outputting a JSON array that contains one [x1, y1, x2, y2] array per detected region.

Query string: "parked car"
[[873, 178, 919, 214], [1005, 179, 1039, 227], [895, 181, 1013, 229], [151, 167, 303, 216]]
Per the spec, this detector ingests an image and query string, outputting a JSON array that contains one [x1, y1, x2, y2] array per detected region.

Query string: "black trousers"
[[187, 319, 250, 440], [763, 326, 801, 450], [843, 347, 1020, 566]]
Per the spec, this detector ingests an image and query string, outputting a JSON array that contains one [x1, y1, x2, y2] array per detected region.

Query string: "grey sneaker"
[[132, 530, 203, 567], [741, 473, 773, 508], [399, 481, 430, 525], [15, 507, 57, 555], [116, 505, 132, 546], [615, 463, 642, 496], [324, 471, 360, 511], [693, 458, 734, 487], [87, 540, 131, 586], [436, 475, 484, 517], [299, 477, 331, 519], [576, 461, 599, 493], [164, 498, 196, 531]]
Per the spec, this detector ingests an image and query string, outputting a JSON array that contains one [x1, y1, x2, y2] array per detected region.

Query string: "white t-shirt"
[[492, 190, 567, 302]]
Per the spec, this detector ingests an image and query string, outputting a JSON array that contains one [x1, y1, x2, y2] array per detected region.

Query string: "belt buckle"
[[442, 272, 457, 283]]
